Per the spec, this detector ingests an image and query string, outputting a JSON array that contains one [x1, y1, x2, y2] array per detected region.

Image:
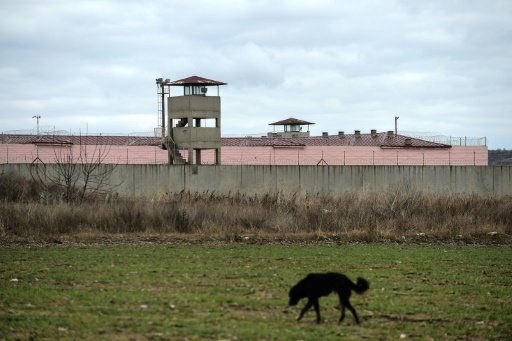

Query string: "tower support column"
[[195, 149, 202, 165], [188, 148, 193, 165], [215, 148, 221, 165]]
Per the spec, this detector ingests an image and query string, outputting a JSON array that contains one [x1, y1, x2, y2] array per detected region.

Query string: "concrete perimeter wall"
[[1, 164, 511, 198]]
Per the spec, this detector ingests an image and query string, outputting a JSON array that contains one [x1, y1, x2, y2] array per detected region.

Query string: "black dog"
[[288, 272, 369, 324]]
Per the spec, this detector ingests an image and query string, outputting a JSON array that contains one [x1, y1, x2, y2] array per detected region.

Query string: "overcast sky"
[[1, 0, 511, 148]]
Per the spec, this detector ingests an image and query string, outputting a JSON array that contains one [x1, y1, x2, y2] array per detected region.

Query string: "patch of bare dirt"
[[1, 231, 511, 246]]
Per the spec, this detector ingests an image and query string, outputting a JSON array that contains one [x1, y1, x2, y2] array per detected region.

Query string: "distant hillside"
[[489, 150, 512, 165]]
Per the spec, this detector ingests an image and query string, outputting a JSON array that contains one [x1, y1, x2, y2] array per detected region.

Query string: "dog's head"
[[288, 296, 299, 306], [288, 286, 300, 306]]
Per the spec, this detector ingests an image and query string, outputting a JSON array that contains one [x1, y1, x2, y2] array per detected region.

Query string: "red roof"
[[222, 137, 305, 147], [0, 134, 163, 146], [222, 133, 450, 148], [1, 132, 450, 149], [269, 117, 315, 126], [168, 76, 226, 86]]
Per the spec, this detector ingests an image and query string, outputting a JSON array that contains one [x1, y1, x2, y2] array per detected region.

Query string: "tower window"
[[184, 85, 207, 96]]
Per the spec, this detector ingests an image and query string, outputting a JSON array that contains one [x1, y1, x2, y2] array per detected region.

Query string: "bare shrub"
[[28, 140, 119, 204], [0, 171, 40, 202]]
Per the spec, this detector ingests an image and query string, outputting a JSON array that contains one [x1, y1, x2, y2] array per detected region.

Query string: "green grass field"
[[1, 243, 511, 340]]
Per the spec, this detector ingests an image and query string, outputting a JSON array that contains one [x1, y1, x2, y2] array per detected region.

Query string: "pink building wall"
[[0, 144, 169, 164], [197, 145, 488, 166], [0, 144, 488, 166]]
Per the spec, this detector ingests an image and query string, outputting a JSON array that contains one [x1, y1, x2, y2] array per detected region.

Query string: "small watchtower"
[[167, 76, 226, 165], [268, 117, 315, 138]]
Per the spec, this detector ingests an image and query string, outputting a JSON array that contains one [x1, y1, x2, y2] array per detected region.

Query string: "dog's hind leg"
[[337, 292, 348, 323], [297, 299, 313, 321], [342, 298, 360, 324], [338, 303, 346, 323]]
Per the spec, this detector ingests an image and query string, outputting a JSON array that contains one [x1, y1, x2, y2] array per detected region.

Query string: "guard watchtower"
[[167, 76, 226, 165], [268, 117, 314, 138]]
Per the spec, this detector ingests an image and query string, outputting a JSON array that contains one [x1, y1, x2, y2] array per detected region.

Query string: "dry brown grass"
[[1, 171, 511, 241]]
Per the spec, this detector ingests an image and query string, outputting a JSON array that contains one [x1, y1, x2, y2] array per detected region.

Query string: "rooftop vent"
[[354, 130, 361, 136], [338, 131, 344, 137], [371, 129, 377, 136], [322, 132, 328, 137], [405, 138, 412, 146], [387, 130, 394, 136]]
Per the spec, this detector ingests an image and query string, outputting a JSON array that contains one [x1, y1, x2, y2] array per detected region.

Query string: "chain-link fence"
[[403, 134, 487, 146]]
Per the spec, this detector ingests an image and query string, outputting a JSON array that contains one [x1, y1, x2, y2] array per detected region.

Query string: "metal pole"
[[394, 116, 399, 135], [161, 84, 166, 137], [32, 115, 41, 135]]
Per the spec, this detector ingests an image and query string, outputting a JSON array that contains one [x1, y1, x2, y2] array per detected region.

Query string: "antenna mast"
[[156, 78, 171, 137]]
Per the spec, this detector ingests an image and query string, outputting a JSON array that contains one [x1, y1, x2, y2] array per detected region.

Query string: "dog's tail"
[[352, 277, 369, 294]]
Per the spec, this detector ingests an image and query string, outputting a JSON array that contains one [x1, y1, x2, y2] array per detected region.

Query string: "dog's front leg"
[[313, 299, 321, 323], [297, 299, 313, 321]]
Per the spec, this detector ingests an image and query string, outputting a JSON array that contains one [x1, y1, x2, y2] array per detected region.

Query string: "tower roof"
[[269, 117, 315, 126], [168, 76, 227, 86]]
